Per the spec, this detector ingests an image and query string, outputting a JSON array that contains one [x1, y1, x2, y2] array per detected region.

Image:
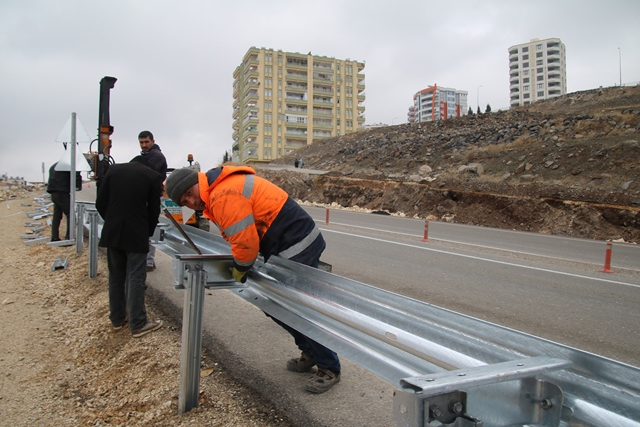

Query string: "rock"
[[520, 174, 536, 182], [622, 181, 634, 190], [418, 165, 432, 175]]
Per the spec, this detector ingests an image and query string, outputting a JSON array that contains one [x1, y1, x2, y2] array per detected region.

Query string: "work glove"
[[231, 267, 248, 283]]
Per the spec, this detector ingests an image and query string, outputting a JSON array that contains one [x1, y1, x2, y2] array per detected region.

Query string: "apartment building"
[[232, 47, 365, 164], [412, 85, 468, 123], [509, 38, 567, 107]]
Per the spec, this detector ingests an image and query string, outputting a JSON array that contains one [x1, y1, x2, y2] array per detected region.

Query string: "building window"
[[536, 52, 543, 58], [523, 70, 529, 76], [523, 78, 530, 83], [524, 93, 530, 99], [523, 62, 529, 68], [264, 113, 272, 121], [522, 47, 529, 52], [264, 66, 272, 74], [538, 91, 544, 97], [537, 75, 544, 81], [536, 44, 542, 50], [523, 54, 529, 60], [523, 85, 530, 91], [265, 102, 272, 110], [536, 60, 543, 65], [537, 83, 544, 89], [537, 67, 543, 73], [264, 125, 271, 133]]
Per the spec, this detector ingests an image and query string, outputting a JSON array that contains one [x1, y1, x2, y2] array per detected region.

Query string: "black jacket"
[[96, 162, 163, 252], [140, 144, 167, 177], [47, 162, 82, 193]]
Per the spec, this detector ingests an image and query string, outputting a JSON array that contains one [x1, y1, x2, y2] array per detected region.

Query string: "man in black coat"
[[47, 162, 82, 241], [137, 130, 167, 272], [96, 161, 164, 337]]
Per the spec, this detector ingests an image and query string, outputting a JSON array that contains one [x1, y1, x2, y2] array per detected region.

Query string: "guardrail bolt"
[[429, 405, 442, 418], [449, 400, 463, 414], [541, 398, 553, 409]]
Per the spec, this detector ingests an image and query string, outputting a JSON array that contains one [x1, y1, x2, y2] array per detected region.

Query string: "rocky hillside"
[[259, 85, 640, 243]]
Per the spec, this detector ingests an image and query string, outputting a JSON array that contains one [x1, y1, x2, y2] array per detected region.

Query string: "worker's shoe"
[[304, 369, 340, 394], [132, 320, 163, 338], [146, 263, 156, 272], [112, 317, 128, 331], [287, 352, 316, 373]]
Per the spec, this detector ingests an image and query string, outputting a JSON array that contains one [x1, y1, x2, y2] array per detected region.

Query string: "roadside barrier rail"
[[79, 204, 640, 427]]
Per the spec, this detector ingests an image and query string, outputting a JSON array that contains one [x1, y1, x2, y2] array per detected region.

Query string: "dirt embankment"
[[262, 85, 640, 243]]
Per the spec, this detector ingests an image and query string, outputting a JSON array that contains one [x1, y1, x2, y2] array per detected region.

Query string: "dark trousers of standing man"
[[50, 191, 70, 241], [107, 248, 149, 332]]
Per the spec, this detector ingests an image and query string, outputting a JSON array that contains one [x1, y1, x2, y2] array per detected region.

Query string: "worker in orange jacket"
[[166, 165, 341, 393]]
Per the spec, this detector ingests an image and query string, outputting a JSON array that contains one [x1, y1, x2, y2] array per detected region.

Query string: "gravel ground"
[[0, 189, 295, 427]]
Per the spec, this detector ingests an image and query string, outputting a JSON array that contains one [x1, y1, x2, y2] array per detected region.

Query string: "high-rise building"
[[232, 47, 365, 164], [412, 85, 468, 123], [508, 38, 567, 107]]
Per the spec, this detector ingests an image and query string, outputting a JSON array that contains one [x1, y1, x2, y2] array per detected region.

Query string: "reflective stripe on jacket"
[[198, 166, 324, 270]]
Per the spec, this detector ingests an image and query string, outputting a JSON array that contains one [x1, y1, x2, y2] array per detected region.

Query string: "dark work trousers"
[[107, 248, 148, 332], [50, 191, 70, 241]]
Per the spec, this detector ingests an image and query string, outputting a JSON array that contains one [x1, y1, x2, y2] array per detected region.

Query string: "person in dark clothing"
[[165, 166, 340, 394], [136, 130, 167, 271], [96, 161, 164, 337], [47, 162, 81, 241]]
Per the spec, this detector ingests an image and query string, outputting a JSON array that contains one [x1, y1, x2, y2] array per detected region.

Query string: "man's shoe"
[[146, 263, 156, 272], [305, 369, 340, 394], [287, 352, 316, 373], [112, 318, 128, 331], [132, 320, 163, 338]]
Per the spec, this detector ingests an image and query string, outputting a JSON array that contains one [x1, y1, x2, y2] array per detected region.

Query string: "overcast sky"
[[1, 0, 639, 183]]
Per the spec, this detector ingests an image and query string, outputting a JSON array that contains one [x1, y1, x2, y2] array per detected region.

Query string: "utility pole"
[[618, 47, 622, 87]]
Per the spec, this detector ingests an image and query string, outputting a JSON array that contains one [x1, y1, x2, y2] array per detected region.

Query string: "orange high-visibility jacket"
[[198, 166, 288, 269]]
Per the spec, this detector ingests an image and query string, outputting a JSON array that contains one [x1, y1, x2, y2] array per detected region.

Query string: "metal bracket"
[[51, 257, 69, 271], [394, 357, 571, 427]]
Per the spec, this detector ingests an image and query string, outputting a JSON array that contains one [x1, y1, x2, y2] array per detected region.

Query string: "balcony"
[[243, 90, 259, 104], [313, 72, 333, 82], [233, 108, 239, 119], [548, 74, 561, 81], [243, 66, 259, 80], [285, 140, 307, 149], [312, 96, 333, 105], [312, 130, 332, 139], [313, 118, 333, 128], [313, 85, 333, 94], [510, 87, 520, 93], [357, 103, 365, 111], [547, 49, 560, 56], [285, 129, 307, 138], [285, 92, 307, 103], [313, 108, 333, 116], [547, 57, 560, 64], [547, 42, 560, 48], [286, 57, 308, 69], [510, 76, 519, 84], [286, 71, 307, 82], [242, 113, 258, 125], [510, 64, 519, 70], [286, 105, 307, 114], [509, 56, 519, 63], [548, 89, 562, 96], [511, 94, 520, 101], [357, 115, 365, 123], [313, 62, 333, 71], [242, 78, 259, 95], [357, 92, 365, 101], [286, 83, 307, 92], [232, 129, 239, 140], [509, 48, 518, 55]]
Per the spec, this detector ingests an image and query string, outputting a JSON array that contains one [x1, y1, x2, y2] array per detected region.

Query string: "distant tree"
[[485, 104, 492, 114], [477, 106, 482, 115], [467, 106, 474, 115], [222, 150, 231, 164]]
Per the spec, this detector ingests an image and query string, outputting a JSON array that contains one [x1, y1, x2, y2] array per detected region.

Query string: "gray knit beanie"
[[166, 167, 199, 206]]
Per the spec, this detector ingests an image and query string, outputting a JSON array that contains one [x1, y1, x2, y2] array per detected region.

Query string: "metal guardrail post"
[[87, 207, 99, 278], [178, 263, 206, 414], [75, 202, 86, 253], [172, 254, 237, 414]]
